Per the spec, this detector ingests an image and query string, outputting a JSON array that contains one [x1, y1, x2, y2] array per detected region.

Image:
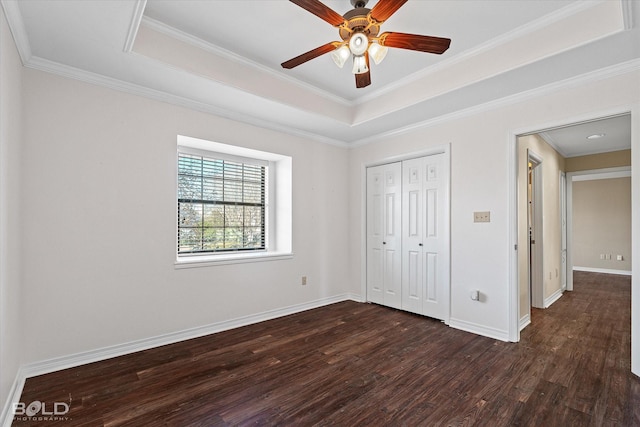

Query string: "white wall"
[[0, 6, 23, 407], [348, 70, 640, 344], [18, 68, 351, 364], [3, 25, 640, 400]]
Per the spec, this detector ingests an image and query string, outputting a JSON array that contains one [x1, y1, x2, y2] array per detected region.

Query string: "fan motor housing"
[[339, 8, 380, 41]]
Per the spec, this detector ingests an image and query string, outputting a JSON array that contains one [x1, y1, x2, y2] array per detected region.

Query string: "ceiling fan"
[[281, 0, 451, 88]]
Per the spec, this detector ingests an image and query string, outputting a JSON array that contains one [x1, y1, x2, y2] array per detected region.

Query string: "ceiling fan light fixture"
[[331, 45, 351, 68], [352, 54, 369, 74], [368, 41, 388, 65], [281, 0, 452, 88], [348, 32, 369, 56]]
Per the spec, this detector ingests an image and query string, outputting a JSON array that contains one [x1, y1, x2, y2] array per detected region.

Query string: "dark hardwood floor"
[[13, 271, 639, 426]]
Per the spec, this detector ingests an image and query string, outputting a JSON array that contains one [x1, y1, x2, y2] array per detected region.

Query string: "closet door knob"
[[383, 242, 387, 245], [419, 243, 423, 246]]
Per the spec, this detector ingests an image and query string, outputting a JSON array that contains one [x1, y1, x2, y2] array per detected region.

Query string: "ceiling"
[[539, 114, 631, 158], [2, 0, 638, 152], [142, 0, 573, 100]]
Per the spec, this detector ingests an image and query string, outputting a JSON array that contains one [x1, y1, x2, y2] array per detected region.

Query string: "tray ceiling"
[[2, 0, 638, 150]]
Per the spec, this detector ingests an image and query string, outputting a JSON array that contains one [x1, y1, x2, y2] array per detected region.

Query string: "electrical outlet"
[[600, 254, 605, 260], [301, 276, 307, 286], [473, 211, 490, 223], [617, 255, 623, 261]]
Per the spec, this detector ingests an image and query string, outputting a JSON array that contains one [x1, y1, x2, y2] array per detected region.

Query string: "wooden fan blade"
[[379, 32, 451, 54], [281, 42, 339, 69], [369, 0, 408, 22], [355, 53, 371, 88], [289, 0, 346, 27]]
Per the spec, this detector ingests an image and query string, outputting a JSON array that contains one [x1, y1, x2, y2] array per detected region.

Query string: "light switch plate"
[[474, 211, 490, 223]]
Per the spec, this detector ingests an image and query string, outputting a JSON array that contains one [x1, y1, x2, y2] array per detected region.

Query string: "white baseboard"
[[349, 293, 365, 303], [1, 369, 27, 427], [544, 288, 563, 308], [448, 318, 510, 342], [1, 293, 358, 427], [519, 314, 531, 331], [573, 266, 632, 276]]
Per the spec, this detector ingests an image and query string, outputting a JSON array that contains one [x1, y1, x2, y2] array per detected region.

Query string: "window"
[[178, 153, 266, 254], [176, 135, 292, 267]]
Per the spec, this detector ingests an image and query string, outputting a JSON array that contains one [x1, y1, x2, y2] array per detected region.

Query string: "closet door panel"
[[404, 249, 422, 313], [366, 167, 385, 304], [421, 155, 448, 321], [402, 157, 423, 314], [382, 164, 402, 308], [425, 252, 438, 301], [367, 162, 402, 308]]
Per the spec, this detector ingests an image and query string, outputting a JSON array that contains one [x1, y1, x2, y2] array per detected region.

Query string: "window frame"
[[175, 135, 292, 268], [177, 149, 268, 256]]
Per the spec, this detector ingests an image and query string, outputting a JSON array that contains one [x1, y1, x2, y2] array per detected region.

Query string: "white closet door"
[[366, 162, 402, 308], [401, 157, 424, 314], [402, 154, 448, 321], [421, 154, 448, 321]]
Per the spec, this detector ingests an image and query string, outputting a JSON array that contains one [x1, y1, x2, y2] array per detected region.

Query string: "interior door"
[[528, 152, 544, 308], [402, 154, 448, 321], [366, 162, 402, 308], [402, 157, 424, 314]]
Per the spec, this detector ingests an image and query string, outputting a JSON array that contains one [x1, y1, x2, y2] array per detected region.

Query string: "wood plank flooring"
[[13, 271, 639, 426]]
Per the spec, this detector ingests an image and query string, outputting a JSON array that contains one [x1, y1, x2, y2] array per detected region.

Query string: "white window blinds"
[[177, 152, 266, 255]]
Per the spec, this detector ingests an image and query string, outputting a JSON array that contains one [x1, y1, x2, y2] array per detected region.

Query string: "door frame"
[[527, 150, 544, 309], [560, 171, 567, 292], [508, 106, 636, 346], [360, 144, 451, 323], [566, 166, 632, 284]]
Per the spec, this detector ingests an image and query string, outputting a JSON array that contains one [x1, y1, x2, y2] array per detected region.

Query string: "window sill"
[[175, 251, 293, 269]]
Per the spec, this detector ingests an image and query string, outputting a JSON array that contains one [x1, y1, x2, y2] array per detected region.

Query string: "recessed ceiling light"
[[586, 133, 606, 140]]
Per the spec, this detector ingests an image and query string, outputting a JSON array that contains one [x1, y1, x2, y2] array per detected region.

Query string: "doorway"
[[527, 152, 544, 309], [511, 112, 634, 346]]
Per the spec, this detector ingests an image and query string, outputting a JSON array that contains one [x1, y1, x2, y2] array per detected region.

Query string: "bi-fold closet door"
[[366, 154, 449, 322], [366, 162, 402, 309]]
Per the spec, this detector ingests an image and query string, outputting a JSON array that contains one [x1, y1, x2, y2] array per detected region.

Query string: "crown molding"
[[24, 55, 349, 148], [537, 132, 566, 157], [141, 16, 354, 109], [22, 54, 639, 150], [355, 0, 610, 105], [1, 0, 31, 64], [13, 13, 639, 151], [349, 58, 640, 147], [123, 0, 147, 53], [622, 0, 635, 30]]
